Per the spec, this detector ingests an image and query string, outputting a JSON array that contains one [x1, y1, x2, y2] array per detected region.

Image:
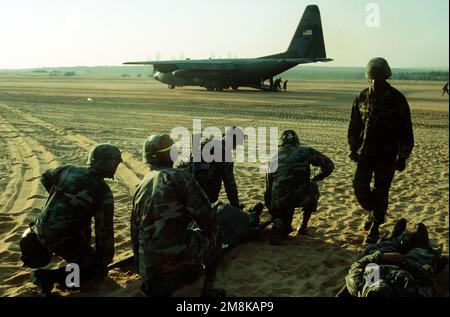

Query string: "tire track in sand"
[[0, 103, 146, 195], [0, 102, 147, 296], [0, 110, 61, 296]]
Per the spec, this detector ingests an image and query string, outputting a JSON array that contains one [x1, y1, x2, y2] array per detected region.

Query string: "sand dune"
[[0, 77, 448, 297]]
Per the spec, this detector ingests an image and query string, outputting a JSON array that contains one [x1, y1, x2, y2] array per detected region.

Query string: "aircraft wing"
[[123, 60, 239, 74], [274, 58, 333, 64]]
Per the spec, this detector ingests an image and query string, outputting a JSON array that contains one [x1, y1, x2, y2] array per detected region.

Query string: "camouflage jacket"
[[348, 83, 414, 162], [35, 165, 115, 266], [265, 144, 334, 209], [345, 248, 436, 297], [181, 139, 239, 207], [130, 165, 217, 277]]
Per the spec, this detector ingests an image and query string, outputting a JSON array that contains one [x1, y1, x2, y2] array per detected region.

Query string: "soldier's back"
[[36, 165, 109, 233], [269, 145, 313, 208], [133, 167, 197, 249]]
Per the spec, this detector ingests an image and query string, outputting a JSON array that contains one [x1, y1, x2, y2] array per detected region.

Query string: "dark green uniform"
[[348, 83, 414, 223], [345, 238, 436, 297], [131, 166, 222, 296], [184, 138, 239, 207], [265, 144, 334, 235], [35, 165, 115, 280]]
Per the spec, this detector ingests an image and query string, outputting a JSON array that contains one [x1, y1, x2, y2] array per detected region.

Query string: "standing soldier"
[[442, 81, 449, 96], [283, 80, 288, 92], [131, 133, 224, 297], [348, 57, 414, 244], [265, 130, 334, 245], [23, 144, 123, 296]]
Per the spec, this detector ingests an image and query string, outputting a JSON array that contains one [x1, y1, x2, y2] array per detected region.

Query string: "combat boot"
[[416, 223, 430, 249], [363, 219, 373, 231], [391, 218, 407, 238], [298, 210, 312, 235], [365, 222, 380, 244], [30, 269, 55, 297], [248, 203, 264, 227], [270, 218, 284, 246], [297, 226, 308, 235]]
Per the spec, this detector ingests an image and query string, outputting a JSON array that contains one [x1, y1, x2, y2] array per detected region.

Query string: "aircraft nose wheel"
[[168, 84, 175, 89]]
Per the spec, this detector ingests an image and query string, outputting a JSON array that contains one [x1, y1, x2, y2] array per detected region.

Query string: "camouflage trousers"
[[140, 221, 223, 296], [353, 158, 396, 224], [269, 182, 319, 234], [38, 229, 106, 283]]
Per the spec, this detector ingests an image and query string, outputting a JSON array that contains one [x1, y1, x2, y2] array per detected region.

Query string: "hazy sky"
[[0, 0, 448, 69]]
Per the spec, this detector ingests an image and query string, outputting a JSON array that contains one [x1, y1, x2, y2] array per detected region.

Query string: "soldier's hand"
[[348, 151, 360, 162], [394, 159, 407, 172]]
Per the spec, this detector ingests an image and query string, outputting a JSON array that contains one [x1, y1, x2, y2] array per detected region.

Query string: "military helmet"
[[280, 130, 300, 146], [365, 57, 392, 80], [87, 143, 123, 173], [143, 133, 175, 165]]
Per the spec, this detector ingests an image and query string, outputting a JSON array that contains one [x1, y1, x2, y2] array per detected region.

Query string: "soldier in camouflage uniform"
[[348, 57, 414, 244], [180, 127, 244, 207], [265, 130, 334, 245], [339, 219, 446, 297], [30, 144, 122, 296], [131, 133, 224, 297]]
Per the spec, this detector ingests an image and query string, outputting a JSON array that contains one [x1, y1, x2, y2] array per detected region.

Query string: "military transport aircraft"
[[124, 5, 332, 91]]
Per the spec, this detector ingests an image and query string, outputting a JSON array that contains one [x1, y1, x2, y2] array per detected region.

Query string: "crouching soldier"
[[131, 133, 225, 297], [21, 144, 123, 296], [265, 130, 334, 245]]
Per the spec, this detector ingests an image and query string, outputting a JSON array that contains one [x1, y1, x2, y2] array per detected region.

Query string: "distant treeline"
[[391, 71, 449, 82], [2, 66, 449, 82], [285, 67, 449, 82]]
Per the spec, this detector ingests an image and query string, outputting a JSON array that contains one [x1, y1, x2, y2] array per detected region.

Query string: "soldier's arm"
[[130, 188, 141, 264], [40, 166, 67, 193], [308, 148, 335, 182], [94, 190, 115, 267], [222, 162, 239, 207], [264, 171, 273, 208], [348, 95, 364, 153], [397, 97, 414, 162], [345, 251, 384, 297], [179, 172, 216, 235]]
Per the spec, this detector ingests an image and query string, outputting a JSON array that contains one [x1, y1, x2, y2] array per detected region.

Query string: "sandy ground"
[[0, 75, 448, 297]]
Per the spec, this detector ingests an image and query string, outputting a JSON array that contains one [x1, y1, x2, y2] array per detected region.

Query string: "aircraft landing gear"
[[168, 84, 175, 89], [231, 85, 239, 91], [205, 86, 223, 91]]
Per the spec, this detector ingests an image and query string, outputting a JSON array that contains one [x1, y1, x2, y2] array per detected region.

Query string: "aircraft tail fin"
[[286, 5, 327, 59]]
